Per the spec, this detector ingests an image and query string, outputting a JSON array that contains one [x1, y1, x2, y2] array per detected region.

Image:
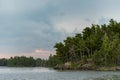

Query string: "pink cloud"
[[0, 54, 12, 59], [34, 49, 55, 59], [35, 49, 53, 53], [0, 49, 55, 59]]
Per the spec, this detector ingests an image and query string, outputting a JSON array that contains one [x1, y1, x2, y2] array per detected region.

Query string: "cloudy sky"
[[0, 0, 120, 58]]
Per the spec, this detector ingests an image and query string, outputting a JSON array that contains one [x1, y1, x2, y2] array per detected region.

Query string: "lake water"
[[0, 67, 120, 80]]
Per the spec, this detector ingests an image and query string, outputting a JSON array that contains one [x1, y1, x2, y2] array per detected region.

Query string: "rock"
[[116, 66, 120, 70], [97, 67, 116, 71], [65, 62, 71, 67], [78, 63, 94, 70], [54, 62, 72, 70], [64, 62, 72, 70]]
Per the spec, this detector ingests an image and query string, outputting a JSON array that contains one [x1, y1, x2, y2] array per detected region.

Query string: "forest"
[[0, 55, 56, 67], [53, 19, 120, 69], [0, 19, 120, 69]]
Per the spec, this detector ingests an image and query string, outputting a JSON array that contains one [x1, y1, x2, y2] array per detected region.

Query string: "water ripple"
[[84, 75, 120, 80]]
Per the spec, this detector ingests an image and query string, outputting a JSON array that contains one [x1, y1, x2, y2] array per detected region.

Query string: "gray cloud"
[[0, 0, 120, 57]]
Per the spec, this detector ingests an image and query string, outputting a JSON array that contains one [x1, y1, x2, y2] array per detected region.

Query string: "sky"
[[0, 0, 120, 59]]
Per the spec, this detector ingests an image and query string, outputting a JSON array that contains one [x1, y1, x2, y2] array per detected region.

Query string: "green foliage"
[[0, 58, 7, 66], [0, 55, 59, 67], [46, 54, 61, 67], [7, 56, 36, 67], [54, 19, 120, 67]]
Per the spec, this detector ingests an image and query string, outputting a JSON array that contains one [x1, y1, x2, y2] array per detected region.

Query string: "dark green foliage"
[[36, 58, 48, 67], [0, 55, 59, 67], [7, 56, 36, 67], [36, 58, 43, 66], [0, 58, 7, 66], [47, 54, 61, 67], [54, 19, 120, 66], [35, 54, 60, 67]]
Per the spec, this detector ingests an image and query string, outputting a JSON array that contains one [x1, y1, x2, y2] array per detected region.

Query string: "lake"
[[0, 67, 120, 80]]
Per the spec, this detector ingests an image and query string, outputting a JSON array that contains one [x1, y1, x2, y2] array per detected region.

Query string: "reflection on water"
[[0, 67, 120, 80], [0, 67, 55, 73]]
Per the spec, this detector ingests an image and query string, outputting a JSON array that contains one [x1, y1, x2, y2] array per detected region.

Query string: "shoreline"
[[54, 66, 120, 71], [0, 66, 120, 71], [53, 62, 120, 71]]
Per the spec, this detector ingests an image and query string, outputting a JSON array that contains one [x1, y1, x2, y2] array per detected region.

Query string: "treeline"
[[0, 58, 7, 66], [0, 56, 57, 67], [36, 54, 58, 67], [8, 56, 36, 67], [54, 19, 120, 67]]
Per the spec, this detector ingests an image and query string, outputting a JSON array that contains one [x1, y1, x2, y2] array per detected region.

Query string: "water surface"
[[0, 67, 120, 80]]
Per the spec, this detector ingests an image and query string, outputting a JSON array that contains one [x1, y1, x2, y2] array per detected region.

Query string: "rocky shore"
[[54, 62, 120, 71]]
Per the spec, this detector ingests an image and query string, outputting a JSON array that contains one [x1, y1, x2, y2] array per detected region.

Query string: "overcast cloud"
[[0, 0, 120, 58]]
